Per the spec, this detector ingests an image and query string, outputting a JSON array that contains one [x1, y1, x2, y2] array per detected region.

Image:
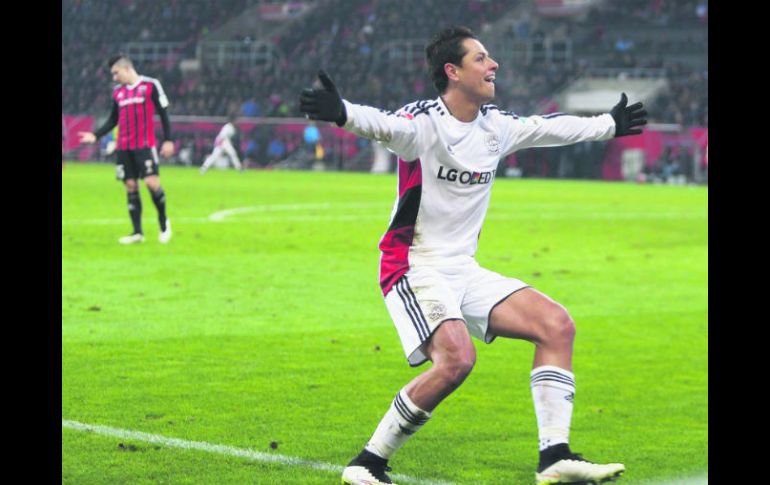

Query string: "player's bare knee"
[[145, 178, 160, 192], [541, 307, 576, 345], [437, 349, 476, 388], [124, 180, 138, 192]]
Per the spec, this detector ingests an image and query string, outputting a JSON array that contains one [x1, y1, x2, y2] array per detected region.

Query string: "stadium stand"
[[62, 0, 706, 181]]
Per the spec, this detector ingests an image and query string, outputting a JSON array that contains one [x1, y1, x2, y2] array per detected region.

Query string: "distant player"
[[78, 54, 174, 244], [200, 114, 243, 174], [300, 26, 646, 485]]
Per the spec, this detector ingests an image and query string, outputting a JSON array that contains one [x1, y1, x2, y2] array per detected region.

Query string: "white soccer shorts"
[[383, 261, 529, 366]]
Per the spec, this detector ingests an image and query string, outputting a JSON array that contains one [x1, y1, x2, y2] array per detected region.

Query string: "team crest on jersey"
[[427, 302, 447, 321], [117, 91, 124, 99], [138, 85, 147, 95], [484, 133, 500, 154]]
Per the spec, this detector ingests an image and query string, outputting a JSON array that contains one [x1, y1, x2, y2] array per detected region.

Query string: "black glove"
[[610, 93, 647, 137], [299, 70, 347, 127]]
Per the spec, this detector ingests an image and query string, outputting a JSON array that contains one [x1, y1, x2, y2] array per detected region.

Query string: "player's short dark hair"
[[107, 54, 133, 69], [425, 26, 477, 94]]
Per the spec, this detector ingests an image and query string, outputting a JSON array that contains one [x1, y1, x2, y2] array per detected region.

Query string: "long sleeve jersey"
[[94, 75, 172, 150], [341, 96, 616, 296]]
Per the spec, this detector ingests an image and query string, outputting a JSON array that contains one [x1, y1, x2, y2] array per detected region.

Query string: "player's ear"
[[444, 63, 460, 82]]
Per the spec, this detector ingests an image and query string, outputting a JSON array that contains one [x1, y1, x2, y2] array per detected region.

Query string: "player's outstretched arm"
[[299, 70, 347, 127], [610, 93, 648, 137], [299, 69, 422, 159]]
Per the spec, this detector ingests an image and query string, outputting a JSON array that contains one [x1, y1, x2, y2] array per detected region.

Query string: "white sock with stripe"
[[364, 389, 432, 459], [531, 365, 576, 451]]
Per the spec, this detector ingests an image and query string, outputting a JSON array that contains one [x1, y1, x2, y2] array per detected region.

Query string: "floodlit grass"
[[62, 162, 707, 484]]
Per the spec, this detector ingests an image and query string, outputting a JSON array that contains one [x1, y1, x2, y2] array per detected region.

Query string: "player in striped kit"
[[301, 26, 646, 485], [79, 54, 174, 244]]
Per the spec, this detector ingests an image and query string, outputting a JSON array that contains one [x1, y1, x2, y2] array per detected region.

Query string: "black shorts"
[[116, 148, 160, 181]]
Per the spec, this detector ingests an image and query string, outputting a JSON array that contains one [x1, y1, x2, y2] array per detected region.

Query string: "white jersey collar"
[[126, 77, 143, 90], [437, 96, 481, 128]]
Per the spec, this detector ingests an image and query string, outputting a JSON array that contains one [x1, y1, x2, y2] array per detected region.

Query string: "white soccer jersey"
[[341, 97, 616, 296], [215, 122, 236, 147]]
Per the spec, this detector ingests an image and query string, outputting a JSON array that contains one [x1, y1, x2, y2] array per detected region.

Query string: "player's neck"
[[440, 92, 480, 123], [124, 72, 140, 86]]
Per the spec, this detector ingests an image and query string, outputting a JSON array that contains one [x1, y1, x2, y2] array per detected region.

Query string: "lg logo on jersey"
[[437, 165, 496, 185]]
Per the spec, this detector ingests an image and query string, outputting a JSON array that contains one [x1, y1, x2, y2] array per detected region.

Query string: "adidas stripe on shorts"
[[384, 260, 529, 366]]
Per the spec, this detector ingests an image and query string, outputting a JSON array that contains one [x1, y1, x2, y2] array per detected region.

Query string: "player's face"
[[111, 65, 132, 84], [455, 39, 499, 103]]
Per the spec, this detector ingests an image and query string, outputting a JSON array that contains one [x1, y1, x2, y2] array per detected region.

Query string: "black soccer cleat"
[[341, 449, 398, 485], [536, 444, 625, 485]]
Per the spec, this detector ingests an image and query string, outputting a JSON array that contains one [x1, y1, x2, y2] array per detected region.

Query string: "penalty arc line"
[[62, 419, 457, 485], [207, 202, 387, 221], [62, 202, 705, 226], [61, 212, 706, 226]]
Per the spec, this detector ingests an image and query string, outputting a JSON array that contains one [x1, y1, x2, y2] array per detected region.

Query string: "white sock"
[[201, 155, 215, 171], [364, 389, 432, 459], [531, 365, 575, 451]]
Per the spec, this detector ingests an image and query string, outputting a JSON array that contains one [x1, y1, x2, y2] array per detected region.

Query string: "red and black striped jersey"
[[94, 75, 172, 150]]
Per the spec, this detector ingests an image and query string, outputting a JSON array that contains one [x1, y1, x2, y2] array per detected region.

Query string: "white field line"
[[62, 202, 706, 226], [62, 419, 706, 485], [641, 476, 708, 485], [62, 419, 456, 485], [207, 202, 386, 221]]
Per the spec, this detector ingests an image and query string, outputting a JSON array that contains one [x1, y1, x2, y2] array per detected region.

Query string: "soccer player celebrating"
[[79, 54, 174, 244], [300, 26, 646, 485]]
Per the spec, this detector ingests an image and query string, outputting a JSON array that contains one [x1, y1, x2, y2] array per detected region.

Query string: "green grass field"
[[62, 162, 707, 485]]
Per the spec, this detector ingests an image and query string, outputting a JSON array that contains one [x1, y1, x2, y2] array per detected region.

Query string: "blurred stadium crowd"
[[62, 0, 707, 181]]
